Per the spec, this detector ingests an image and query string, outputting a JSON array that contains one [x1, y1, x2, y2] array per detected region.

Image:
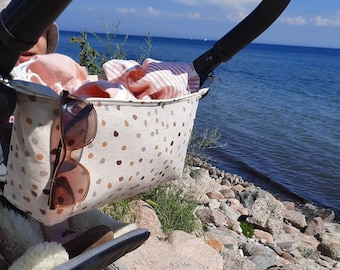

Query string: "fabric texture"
[[4, 55, 208, 225]]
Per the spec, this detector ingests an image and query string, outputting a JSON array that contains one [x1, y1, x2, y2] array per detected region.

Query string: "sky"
[[56, 0, 340, 49]]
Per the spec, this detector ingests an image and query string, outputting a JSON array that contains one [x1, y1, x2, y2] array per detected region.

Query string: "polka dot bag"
[[3, 80, 209, 225]]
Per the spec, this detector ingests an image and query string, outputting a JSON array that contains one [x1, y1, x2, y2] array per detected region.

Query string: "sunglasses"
[[44, 91, 97, 210]]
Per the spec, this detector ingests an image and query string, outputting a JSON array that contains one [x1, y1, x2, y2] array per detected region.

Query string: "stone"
[[220, 202, 241, 221], [211, 209, 227, 227], [284, 209, 307, 229], [247, 197, 285, 236], [209, 199, 221, 210], [254, 229, 274, 244], [205, 239, 224, 251], [221, 250, 256, 270], [122, 231, 224, 270], [220, 188, 235, 199], [283, 201, 295, 210], [304, 217, 324, 236], [206, 191, 225, 201], [128, 200, 163, 236], [283, 224, 301, 234], [317, 231, 340, 261]]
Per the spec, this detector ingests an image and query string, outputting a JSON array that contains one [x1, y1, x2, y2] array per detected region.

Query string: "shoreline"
[[194, 157, 339, 223]]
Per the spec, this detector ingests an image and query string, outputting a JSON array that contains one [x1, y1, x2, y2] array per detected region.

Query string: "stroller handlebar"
[[0, 0, 72, 76], [193, 0, 290, 85]]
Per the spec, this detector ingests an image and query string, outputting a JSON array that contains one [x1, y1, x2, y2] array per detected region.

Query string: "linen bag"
[[3, 79, 209, 225]]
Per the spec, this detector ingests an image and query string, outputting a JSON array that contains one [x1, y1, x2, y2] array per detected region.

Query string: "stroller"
[[0, 0, 289, 269]]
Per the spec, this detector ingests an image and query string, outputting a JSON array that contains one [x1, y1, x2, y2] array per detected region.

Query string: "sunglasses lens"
[[51, 160, 89, 207], [61, 98, 97, 149]]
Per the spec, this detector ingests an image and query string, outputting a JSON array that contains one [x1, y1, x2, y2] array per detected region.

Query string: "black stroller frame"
[[0, 0, 289, 269]]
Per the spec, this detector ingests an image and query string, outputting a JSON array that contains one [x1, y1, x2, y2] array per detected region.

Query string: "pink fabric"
[[12, 53, 200, 100]]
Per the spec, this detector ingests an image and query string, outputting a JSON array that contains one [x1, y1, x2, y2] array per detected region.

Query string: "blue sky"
[[56, 0, 340, 49]]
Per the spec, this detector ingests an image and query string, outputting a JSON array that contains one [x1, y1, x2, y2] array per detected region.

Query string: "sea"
[[57, 31, 340, 218]]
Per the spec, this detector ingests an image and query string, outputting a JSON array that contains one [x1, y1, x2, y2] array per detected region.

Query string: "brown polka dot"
[[26, 117, 33, 125], [130, 161, 134, 166], [101, 120, 106, 126], [56, 209, 63, 215], [102, 141, 108, 147], [132, 115, 137, 120], [40, 209, 46, 215], [113, 131, 119, 137], [119, 177, 124, 181], [100, 158, 105, 164], [136, 133, 141, 139], [96, 178, 102, 184], [129, 176, 133, 181], [116, 160, 122, 165], [31, 190, 37, 197], [88, 153, 94, 159], [28, 95, 36, 102], [97, 101, 102, 107], [116, 105, 121, 111], [108, 183, 113, 189], [36, 154, 44, 161], [149, 159, 153, 164], [124, 120, 129, 127], [121, 145, 127, 151], [32, 184, 38, 190]]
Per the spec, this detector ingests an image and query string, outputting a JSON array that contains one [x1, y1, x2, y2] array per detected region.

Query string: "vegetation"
[[72, 26, 222, 235], [240, 221, 255, 238], [70, 20, 152, 74]]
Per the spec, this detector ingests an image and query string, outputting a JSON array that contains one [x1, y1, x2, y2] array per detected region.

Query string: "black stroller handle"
[[193, 0, 290, 85], [0, 0, 72, 76]]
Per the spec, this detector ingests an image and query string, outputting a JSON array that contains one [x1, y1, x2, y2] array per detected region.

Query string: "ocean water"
[[57, 31, 340, 218]]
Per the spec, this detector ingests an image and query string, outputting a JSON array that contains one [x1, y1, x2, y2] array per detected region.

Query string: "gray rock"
[[220, 202, 241, 221], [247, 197, 285, 236]]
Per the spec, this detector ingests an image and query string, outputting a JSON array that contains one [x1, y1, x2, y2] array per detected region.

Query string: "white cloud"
[[147, 6, 161, 17], [116, 8, 137, 14], [187, 12, 201, 20], [281, 16, 306, 26], [312, 14, 340, 27]]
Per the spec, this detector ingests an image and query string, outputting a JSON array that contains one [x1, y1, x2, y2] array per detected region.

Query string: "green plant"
[[100, 200, 135, 223], [240, 221, 254, 238], [186, 125, 224, 164], [141, 183, 199, 234], [70, 21, 152, 75]]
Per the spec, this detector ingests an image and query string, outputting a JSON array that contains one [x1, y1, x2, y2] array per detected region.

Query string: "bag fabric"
[[4, 80, 208, 225]]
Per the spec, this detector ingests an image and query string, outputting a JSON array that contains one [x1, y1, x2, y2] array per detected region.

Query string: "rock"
[[283, 201, 295, 211], [205, 239, 224, 251], [283, 224, 301, 234], [211, 209, 227, 227], [206, 191, 225, 201], [204, 230, 239, 251], [317, 231, 340, 261], [254, 229, 274, 244], [209, 198, 221, 210], [221, 250, 256, 270], [236, 188, 275, 210], [241, 242, 277, 270], [304, 217, 324, 236], [220, 188, 235, 199], [122, 231, 224, 270], [284, 209, 307, 229], [247, 197, 285, 236], [128, 200, 163, 236], [220, 202, 241, 221]]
